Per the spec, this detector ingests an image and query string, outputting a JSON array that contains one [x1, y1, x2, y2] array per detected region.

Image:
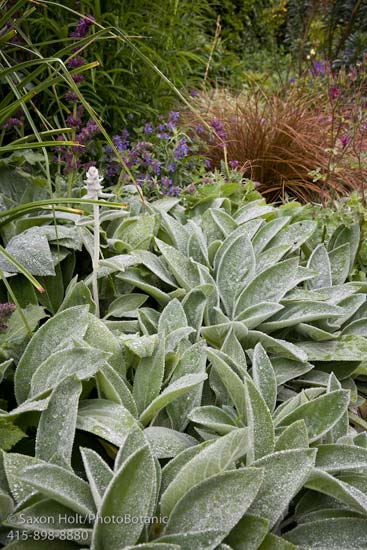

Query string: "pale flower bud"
[[84, 166, 104, 199]]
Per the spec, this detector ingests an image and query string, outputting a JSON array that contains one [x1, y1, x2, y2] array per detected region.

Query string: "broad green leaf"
[[80, 447, 113, 508], [3, 453, 45, 504], [307, 244, 332, 289], [155, 238, 200, 290], [125, 545, 180, 550], [144, 427, 197, 458], [130, 249, 177, 286], [117, 269, 171, 306], [256, 244, 291, 273], [275, 390, 350, 442], [84, 316, 123, 375], [140, 372, 207, 426], [248, 449, 317, 527], [77, 399, 137, 446], [0, 417, 26, 452], [158, 299, 187, 334], [30, 346, 108, 398], [97, 364, 138, 417], [225, 514, 269, 550], [258, 533, 296, 550], [186, 220, 209, 265], [252, 343, 277, 412], [284, 518, 367, 549], [275, 420, 309, 451], [15, 306, 90, 403], [182, 286, 211, 340], [160, 210, 190, 253], [133, 338, 165, 416], [91, 446, 156, 550], [125, 334, 157, 358], [188, 406, 237, 435], [246, 331, 307, 362], [0, 359, 13, 384], [245, 377, 275, 462], [315, 444, 367, 472], [114, 214, 157, 249], [221, 329, 247, 376], [215, 232, 255, 315], [202, 208, 237, 243], [21, 463, 96, 516], [163, 468, 263, 540], [234, 258, 299, 315], [35, 376, 82, 467], [160, 428, 249, 517], [166, 341, 207, 431], [271, 357, 313, 385], [158, 530, 224, 550], [297, 335, 367, 361]]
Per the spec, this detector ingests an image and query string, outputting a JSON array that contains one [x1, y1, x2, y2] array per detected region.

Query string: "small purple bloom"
[[190, 89, 199, 98], [70, 15, 95, 39], [67, 56, 86, 68], [151, 160, 161, 175], [169, 111, 180, 123], [204, 159, 211, 169], [210, 119, 226, 140], [168, 162, 177, 173], [196, 124, 205, 135], [72, 74, 85, 84], [229, 160, 239, 169], [166, 185, 180, 196], [340, 135, 349, 149], [174, 138, 189, 160], [2, 117, 22, 129], [144, 122, 153, 134], [64, 91, 78, 102], [330, 86, 340, 100], [161, 176, 173, 187]]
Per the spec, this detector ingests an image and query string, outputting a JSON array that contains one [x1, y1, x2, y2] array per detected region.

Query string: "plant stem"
[[92, 203, 100, 317]]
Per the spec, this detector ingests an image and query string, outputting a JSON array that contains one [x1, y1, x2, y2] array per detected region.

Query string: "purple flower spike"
[[2, 117, 22, 129]]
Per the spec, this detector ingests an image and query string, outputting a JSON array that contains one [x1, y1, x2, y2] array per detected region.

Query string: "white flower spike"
[[84, 166, 112, 199]]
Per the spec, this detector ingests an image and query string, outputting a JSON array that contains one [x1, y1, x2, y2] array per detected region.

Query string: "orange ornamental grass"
[[184, 88, 365, 203]]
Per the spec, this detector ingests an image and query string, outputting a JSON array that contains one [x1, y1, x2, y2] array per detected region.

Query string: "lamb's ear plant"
[[3, 196, 367, 548]]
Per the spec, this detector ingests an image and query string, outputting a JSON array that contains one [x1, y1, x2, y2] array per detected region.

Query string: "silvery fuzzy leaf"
[[117, 268, 171, 306], [234, 200, 273, 224], [270, 357, 314, 385], [155, 238, 201, 290], [0, 229, 55, 276], [225, 513, 269, 550], [160, 428, 250, 517], [138, 307, 160, 335], [83, 315, 123, 375], [259, 301, 344, 332], [166, 341, 207, 431], [144, 427, 197, 458], [21, 463, 96, 516], [252, 343, 277, 413], [125, 545, 180, 550], [96, 364, 138, 417], [258, 533, 296, 549], [202, 208, 237, 243], [159, 210, 191, 253], [163, 468, 263, 544], [275, 390, 350, 443], [188, 406, 238, 435], [91, 446, 156, 549], [80, 447, 113, 508], [255, 244, 291, 274], [247, 448, 316, 527], [221, 329, 247, 376], [342, 318, 367, 337], [297, 335, 367, 361], [329, 243, 351, 285], [139, 373, 207, 426], [158, 530, 225, 550], [284, 517, 367, 549], [307, 244, 332, 289], [275, 420, 309, 451], [35, 376, 82, 467], [215, 232, 255, 316], [267, 220, 317, 252], [252, 216, 291, 254], [106, 293, 148, 319], [186, 220, 209, 265], [15, 306, 90, 403], [239, 217, 264, 238], [208, 349, 246, 420], [3, 453, 46, 505], [114, 425, 147, 472], [158, 299, 187, 334], [295, 323, 339, 342], [198, 264, 220, 325], [165, 327, 195, 352], [245, 377, 275, 463], [30, 346, 108, 398], [305, 469, 367, 515], [234, 258, 299, 315], [246, 331, 307, 362], [182, 285, 212, 340], [113, 214, 158, 250], [236, 302, 284, 327], [133, 337, 165, 416], [315, 444, 367, 472], [130, 250, 177, 286], [329, 223, 360, 272], [124, 334, 158, 358], [160, 441, 213, 495], [77, 399, 137, 447]]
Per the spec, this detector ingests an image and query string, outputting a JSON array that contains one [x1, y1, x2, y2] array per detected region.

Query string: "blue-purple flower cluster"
[[104, 111, 207, 197]]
